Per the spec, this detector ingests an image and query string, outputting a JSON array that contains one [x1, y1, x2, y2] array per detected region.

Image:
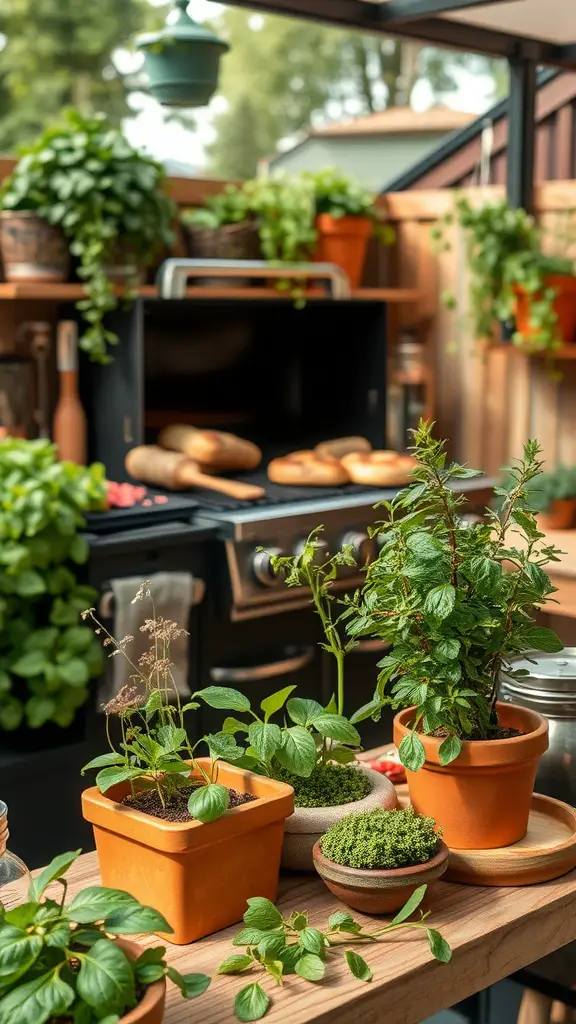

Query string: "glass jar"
[[0, 800, 31, 911]]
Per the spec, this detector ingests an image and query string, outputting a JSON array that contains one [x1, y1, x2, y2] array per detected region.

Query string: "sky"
[[121, 0, 500, 173]]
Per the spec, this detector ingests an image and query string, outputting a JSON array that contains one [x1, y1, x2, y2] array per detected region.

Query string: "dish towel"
[[97, 572, 196, 710]]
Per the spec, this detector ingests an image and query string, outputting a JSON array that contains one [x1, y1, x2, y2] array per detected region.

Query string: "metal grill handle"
[[156, 259, 351, 300]]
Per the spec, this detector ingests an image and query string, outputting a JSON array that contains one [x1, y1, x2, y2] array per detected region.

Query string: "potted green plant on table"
[[0, 110, 176, 364], [0, 849, 210, 1024], [0, 438, 106, 742], [313, 806, 448, 914], [435, 197, 576, 354], [80, 582, 293, 944], [223, 530, 397, 871], [181, 184, 259, 285], [306, 168, 394, 288], [349, 420, 561, 850]]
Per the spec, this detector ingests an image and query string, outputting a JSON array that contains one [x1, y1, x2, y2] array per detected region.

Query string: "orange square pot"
[[81, 759, 294, 944]]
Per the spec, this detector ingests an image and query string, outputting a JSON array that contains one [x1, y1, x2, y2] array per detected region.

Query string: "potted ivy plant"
[[306, 168, 394, 288], [313, 807, 449, 914], [350, 421, 561, 851], [435, 197, 576, 354], [0, 110, 176, 364], [181, 184, 259, 285], [0, 849, 210, 1023], [80, 582, 293, 945], [223, 530, 397, 871]]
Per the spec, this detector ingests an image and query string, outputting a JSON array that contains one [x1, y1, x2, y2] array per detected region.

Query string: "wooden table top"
[[55, 848, 576, 1024]]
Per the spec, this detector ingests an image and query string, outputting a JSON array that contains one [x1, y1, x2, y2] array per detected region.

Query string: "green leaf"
[[345, 950, 373, 982], [247, 721, 283, 763], [56, 658, 90, 687], [435, 638, 460, 663], [260, 685, 297, 722], [257, 934, 286, 960], [76, 938, 135, 1014], [398, 733, 426, 772], [424, 584, 456, 621], [263, 958, 284, 986], [300, 928, 324, 956], [218, 954, 254, 975], [135, 946, 166, 966], [144, 690, 164, 719], [205, 731, 245, 762], [312, 714, 360, 746], [134, 962, 165, 984], [290, 912, 308, 932], [11, 649, 47, 678], [295, 954, 325, 981], [426, 928, 452, 963], [187, 782, 229, 823], [439, 735, 462, 766], [3, 902, 38, 930], [0, 969, 74, 1024], [274, 726, 317, 777], [14, 570, 46, 597], [232, 927, 272, 947], [327, 744, 358, 764], [81, 752, 125, 774], [165, 967, 211, 999], [103, 904, 171, 935], [194, 686, 250, 712], [222, 716, 249, 735], [156, 724, 187, 751], [328, 912, 361, 934], [0, 926, 43, 984], [278, 944, 303, 974], [27, 628, 58, 652], [234, 982, 270, 1022], [244, 897, 283, 931], [286, 697, 324, 727], [67, 887, 138, 924], [70, 534, 89, 564], [390, 884, 427, 925], [45, 922, 71, 949], [95, 766, 143, 793], [520, 626, 564, 653], [25, 696, 56, 728], [28, 849, 81, 901]]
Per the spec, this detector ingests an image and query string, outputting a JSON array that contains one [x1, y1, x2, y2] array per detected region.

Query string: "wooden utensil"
[[125, 445, 266, 501], [53, 321, 87, 464], [315, 436, 372, 459], [158, 424, 261, 472]]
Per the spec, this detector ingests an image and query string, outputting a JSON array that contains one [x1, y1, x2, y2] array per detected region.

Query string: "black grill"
[[188, 468, 373, 512]]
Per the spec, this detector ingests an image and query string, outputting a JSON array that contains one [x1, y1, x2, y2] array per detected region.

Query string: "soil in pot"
[[394, 701, 549, 850], [314, 213, 372, 288], [514, 274, 576, 346], [123, 786, 256, 821]]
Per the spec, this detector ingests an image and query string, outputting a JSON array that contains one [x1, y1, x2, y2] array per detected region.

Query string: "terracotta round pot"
[[116, 939, 166, 1024], [537, 499, 576, 530], [314, 214, 372, 288], [394, 702, 549, 850], [281, 767, 398, 872], [514, 275, 576, 345], [312, 840, 449, 914], [0, 211, 70, 282]]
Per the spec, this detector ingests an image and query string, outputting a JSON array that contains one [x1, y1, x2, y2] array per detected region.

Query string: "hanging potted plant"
[[0, 110, 176, 364], [80, 582, 293, 945], [313, 806, 448, 914], [349, 421, 561, 850], [222, 529, 398, 872], [0, 849, 210, 1023], [306, 168, 394, 289]]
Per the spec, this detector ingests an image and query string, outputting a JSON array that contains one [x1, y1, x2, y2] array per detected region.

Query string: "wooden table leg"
[[517, 990, 554, 1024]]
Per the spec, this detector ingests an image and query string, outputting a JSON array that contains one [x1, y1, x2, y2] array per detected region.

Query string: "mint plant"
[[218, 885, 450, 1021], [0, 850, 210, 1024], [350, 421, 563, 771]]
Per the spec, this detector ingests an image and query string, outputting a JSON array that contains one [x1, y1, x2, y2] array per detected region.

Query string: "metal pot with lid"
[[500, 650, 576, 805]]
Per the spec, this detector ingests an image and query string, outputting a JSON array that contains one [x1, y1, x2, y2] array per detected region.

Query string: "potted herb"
[[181, 184, 259, 285], [1, 110, 176, 364], [0, 849, 210, 1023], [0, 438, 106, 742], [350, 421, 561, 850], [80, 583, 293, 945], [502, 464, 576, 530], [225, 530, 397, 871], [306, 168, 394, 288], [313, 807, 448, 914], [435, 197, 576, 354]]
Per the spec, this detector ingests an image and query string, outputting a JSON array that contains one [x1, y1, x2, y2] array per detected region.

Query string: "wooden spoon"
[[125, 445, 265, 501]]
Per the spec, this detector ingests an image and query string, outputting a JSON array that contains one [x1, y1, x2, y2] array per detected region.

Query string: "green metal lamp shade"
[[136, 0, 229, 108]]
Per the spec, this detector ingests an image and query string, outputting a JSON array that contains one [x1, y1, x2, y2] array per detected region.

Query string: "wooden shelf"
[[492, 342, 576, 359], [0, 282, 421, 303]]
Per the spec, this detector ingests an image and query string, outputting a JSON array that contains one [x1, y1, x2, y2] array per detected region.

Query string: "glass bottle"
[[0, 800, 31, 911]]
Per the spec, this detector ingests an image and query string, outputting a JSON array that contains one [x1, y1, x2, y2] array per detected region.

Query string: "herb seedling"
[[351, 421, 563, 770], [217, 885, 451, 1021]]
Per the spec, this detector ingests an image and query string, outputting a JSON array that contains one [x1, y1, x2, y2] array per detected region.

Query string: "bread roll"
[[158, 424, 261, 472], [315, 436, 372, 460], [268, 450, 350, 487], [341, 451, 417, 487]]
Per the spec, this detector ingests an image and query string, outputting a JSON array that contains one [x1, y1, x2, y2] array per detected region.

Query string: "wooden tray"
[[445, 794, 576, 886]]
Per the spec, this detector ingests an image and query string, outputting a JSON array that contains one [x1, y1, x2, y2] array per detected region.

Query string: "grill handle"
[[210, 646, 314, 683], [156, 259, 351, 300]]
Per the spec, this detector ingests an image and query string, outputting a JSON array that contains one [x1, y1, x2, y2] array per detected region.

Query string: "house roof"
[[311, 106, 476, 138]]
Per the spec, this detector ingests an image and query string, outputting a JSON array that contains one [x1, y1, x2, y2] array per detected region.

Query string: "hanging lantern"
[[136, 0, 229, 108]]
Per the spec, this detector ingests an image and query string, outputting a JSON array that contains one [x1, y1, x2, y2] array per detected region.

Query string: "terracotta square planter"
[[81, 759, 294, 944]]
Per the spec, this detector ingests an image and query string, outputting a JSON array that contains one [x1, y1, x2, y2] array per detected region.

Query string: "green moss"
[[273, 764, 372, 808], [319, 807, 441, 870]]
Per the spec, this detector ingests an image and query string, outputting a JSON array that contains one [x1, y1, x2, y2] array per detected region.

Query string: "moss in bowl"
[[273, 763, 372, 808]]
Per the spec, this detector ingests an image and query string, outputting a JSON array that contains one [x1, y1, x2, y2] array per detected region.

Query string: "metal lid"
[[136, 0, 229, 52], [503, 649, 576, 692]]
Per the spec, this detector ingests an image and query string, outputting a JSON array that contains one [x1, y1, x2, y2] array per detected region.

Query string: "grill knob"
[[341, 530, 375, 566], [251, 547, 283, 587]]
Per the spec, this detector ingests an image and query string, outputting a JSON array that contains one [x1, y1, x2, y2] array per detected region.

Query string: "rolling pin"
[[158, 425, 261, 472], [125, 446, 266, 500], [315, 436, 372, 460]]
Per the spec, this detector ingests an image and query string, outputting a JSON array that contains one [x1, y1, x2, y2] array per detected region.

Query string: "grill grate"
[[189, 469, 371, 512]]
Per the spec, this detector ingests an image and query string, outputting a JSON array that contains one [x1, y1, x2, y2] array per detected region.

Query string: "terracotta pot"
[[281, 767, 398, 872], [537, 499, 576, 530], [312, 840, 449, 914], [81, 759, 294, 944], [0, 211, 70, 282], [314, 214, 372, 288], [514, 275, 576, 345], [393, 702, 548, 850], [116, 939, 166, 1024]]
